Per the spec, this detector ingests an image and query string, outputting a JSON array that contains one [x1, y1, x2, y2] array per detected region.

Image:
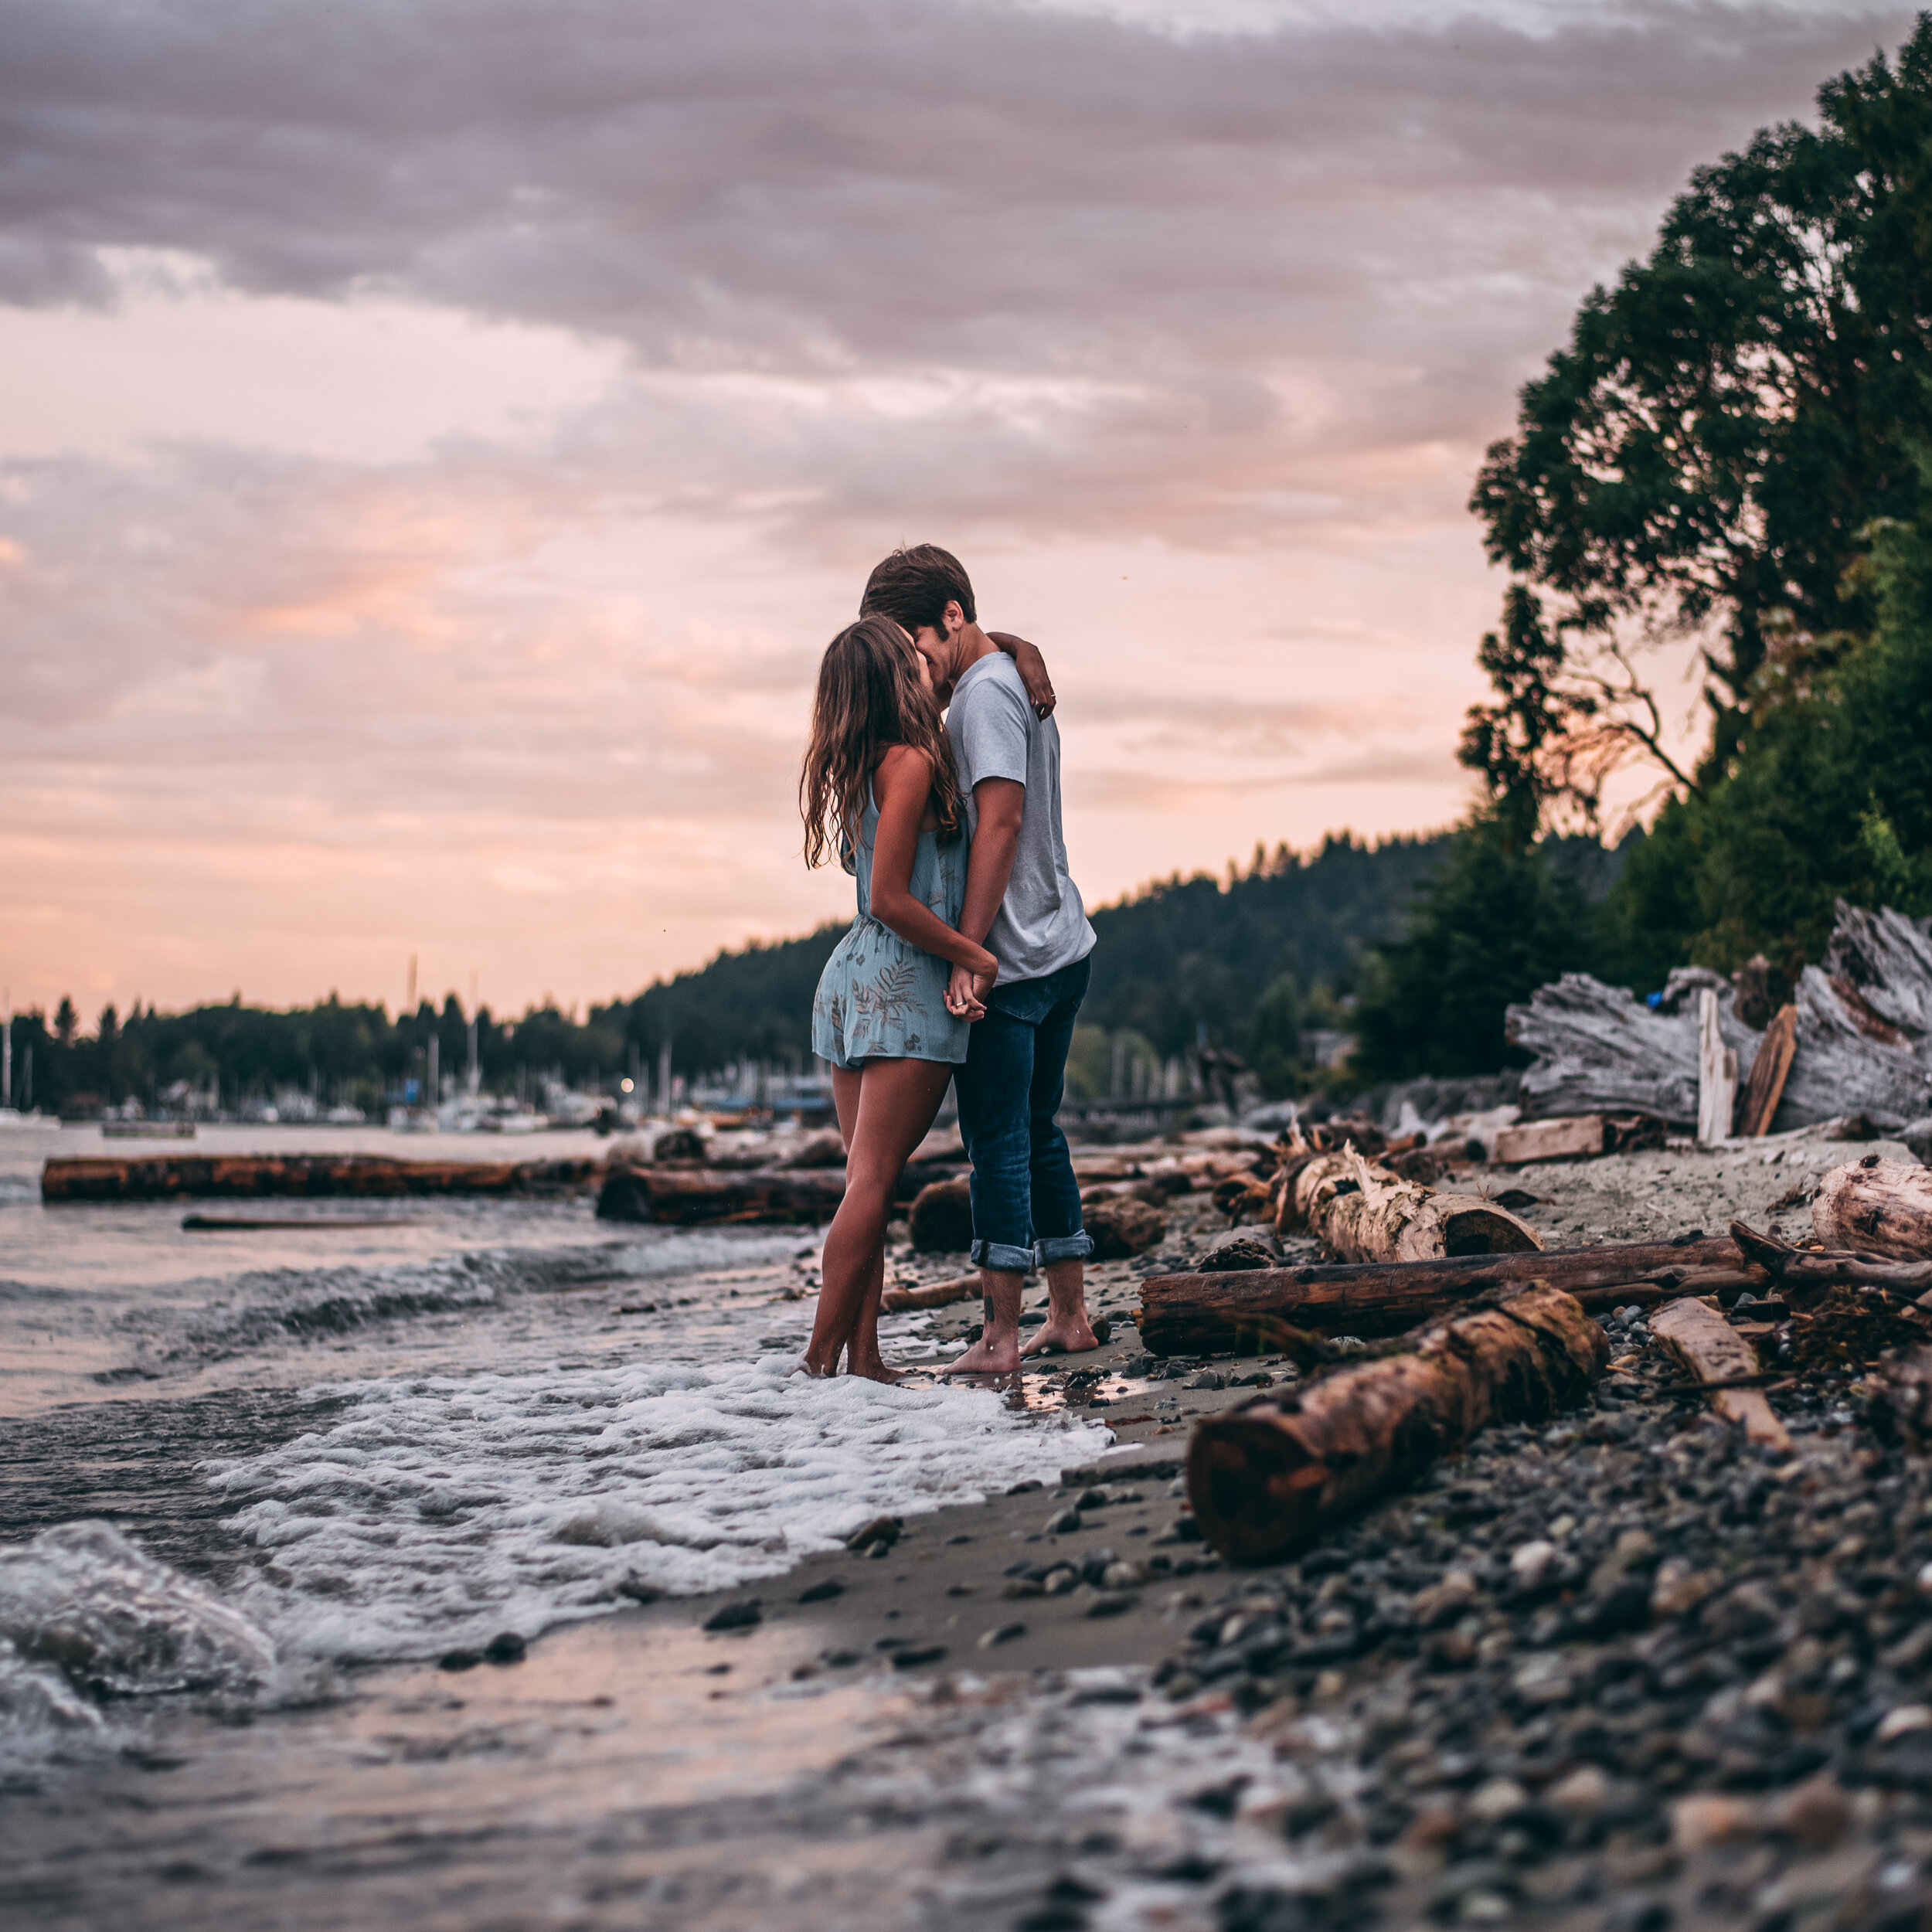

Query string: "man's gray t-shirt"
[[946, 651, 1096, 986]]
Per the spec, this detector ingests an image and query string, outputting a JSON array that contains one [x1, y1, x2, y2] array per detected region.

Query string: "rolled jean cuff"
[[970, 1239, 1036, 1273], [1035, 1231, 1094, 1266]]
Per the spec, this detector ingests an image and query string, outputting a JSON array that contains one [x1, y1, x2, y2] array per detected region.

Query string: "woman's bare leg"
[[802, 1057, 954, 1379]]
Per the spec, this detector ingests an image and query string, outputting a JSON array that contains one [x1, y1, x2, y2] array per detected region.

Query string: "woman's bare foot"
[[798, 1352, 841, 1378], [1021, 1314, 1097, 1357], [942, 1332, 1022, 1377], [845, 1353, 904, 1384]]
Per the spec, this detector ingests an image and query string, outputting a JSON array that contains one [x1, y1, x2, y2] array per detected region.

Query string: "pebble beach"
[[4, 1118, 1931, 1931]]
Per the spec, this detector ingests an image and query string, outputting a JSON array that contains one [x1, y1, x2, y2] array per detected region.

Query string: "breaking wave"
[[0, 1522, 321, 1777], [132, 1224, 819, 1368]]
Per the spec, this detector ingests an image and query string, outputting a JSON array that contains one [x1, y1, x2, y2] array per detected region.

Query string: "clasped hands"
[[946, 953, 998, 1022]]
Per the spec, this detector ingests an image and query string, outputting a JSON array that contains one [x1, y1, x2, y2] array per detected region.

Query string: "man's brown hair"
[[859, 543, 976, 633]]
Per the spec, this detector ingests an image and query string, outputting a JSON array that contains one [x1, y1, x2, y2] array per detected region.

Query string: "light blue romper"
[[811, 779, 972, 1070]]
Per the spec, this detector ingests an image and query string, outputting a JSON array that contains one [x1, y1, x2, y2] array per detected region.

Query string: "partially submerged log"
[[44, 1153, 598, 1204], [1138, 1236, 1760, 1356], [1811, 1156, 1932, 1262], [1650, 1296, 1791, 1452], [1186, 1283, 1607, 1563], [1508, 903, 1932, 1130], [1286, 1148, 1543, 1263]]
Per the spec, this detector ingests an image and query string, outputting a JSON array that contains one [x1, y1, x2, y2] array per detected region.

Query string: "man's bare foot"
[[1021, 1315, 1097, 1357], [941, 1333, 1022, 1377]]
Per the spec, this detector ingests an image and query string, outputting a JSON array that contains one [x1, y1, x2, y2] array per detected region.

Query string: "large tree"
[[1463, 17, 1932, 828]]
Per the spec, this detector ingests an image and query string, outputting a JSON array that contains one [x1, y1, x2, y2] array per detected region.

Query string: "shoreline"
[[9, 1122, 1932, 1930]]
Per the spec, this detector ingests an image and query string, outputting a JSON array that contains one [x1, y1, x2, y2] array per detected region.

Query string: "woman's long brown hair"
[[801, 616, 964, 870]]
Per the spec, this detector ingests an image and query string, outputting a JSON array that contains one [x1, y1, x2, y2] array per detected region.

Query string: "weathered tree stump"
[[1185, 1283, 1607, 1563], [1509, 903, 1932, 1130]]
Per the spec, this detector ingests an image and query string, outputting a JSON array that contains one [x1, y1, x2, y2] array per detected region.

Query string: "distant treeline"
[[17, 828, 1620, 1114], [3, 992, 636, 1117]]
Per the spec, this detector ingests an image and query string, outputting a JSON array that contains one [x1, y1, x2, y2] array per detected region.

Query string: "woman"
[[799, 616, 993, 1379]]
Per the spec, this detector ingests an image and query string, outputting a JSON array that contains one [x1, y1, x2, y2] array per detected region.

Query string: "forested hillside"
[[617, 831, 1461, 1073], [12, 828, 1502, 1113]]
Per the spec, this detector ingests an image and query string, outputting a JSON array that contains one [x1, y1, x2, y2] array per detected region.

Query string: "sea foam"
[[209, 1358, 1109, 1661], [0, 1520, 317, 1774]]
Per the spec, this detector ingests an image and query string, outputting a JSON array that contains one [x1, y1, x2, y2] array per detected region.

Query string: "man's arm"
[[957, 777, 1023, 945], [944, 777, 1023, 1019], [988, 631, 1055, 717]]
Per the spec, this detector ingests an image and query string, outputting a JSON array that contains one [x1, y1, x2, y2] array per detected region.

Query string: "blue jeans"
[[954, 954, 1095, 1273]]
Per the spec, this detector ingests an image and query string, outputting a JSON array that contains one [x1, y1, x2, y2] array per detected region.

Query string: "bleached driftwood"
[[1509, 903, 1932, 1131], [1698, 988, 1740, 1145], [1811, 1157, 1932, 1261], [1285, 1148, 1543, 1262]]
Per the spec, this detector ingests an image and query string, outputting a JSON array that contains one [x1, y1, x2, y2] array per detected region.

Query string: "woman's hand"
[[945, 952, 996, 1021], [988, 631, 1055, 719]]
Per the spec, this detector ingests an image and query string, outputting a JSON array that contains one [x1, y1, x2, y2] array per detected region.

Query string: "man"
[[859, 544, 1097, 1375]]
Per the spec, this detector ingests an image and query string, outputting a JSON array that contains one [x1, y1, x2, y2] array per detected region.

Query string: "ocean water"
[[0, 1122, 1105, 1777]]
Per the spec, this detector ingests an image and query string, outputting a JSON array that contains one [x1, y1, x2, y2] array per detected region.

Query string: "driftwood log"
[[1138, 1236, 1761, 1356], [1185, 1284, 1607, 1563], [1811, 1157, 1932, 1262], [1730, 1219, 1932, 1302], [597, 1159, 966, 1226], [881, 1272, 980, 1312], [1650, 1296, 1791, 1451], [43, 1154, 598, 1204], [1509, 902, 1932, 1130], [1284, 1148, 1543, 1262], [595, 1165, 849, 1224], [1490, 1113, 1665, 1165]]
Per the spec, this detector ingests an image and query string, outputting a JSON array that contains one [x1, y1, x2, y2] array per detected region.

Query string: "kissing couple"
[[798, 544, 1097, 1383]]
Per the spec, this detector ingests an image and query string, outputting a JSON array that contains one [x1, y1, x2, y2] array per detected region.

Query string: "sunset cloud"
[[0, 0, 1916, 1013]]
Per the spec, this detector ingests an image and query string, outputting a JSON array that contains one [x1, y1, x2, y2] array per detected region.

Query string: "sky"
[[1, 0, 1920, 1022]]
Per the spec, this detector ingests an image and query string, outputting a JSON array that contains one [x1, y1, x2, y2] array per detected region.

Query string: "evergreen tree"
[[1353, 823, 1598, 1080]]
